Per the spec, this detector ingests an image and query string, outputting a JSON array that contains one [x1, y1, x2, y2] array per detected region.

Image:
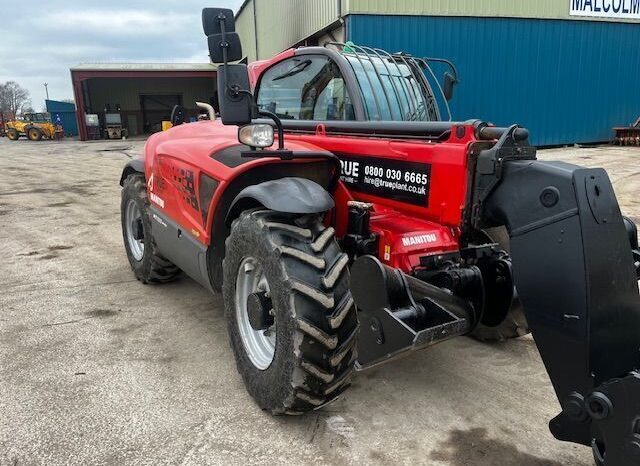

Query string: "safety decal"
[[171, 167, 199, 211], [150, 192, 165, 208], [152, 213, 167, 227], [338, 154, 431, 206]]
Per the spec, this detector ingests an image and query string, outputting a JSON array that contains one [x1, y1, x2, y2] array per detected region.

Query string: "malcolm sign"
[[571, 0, 640, 18]]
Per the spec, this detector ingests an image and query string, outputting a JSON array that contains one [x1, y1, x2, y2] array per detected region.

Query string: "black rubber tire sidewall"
[[223, 216, 298, 411], [27, 128, 42, 141], [470, 226, 531, 342], [121, 175, 155, 281], [223, 211, 358, 414]]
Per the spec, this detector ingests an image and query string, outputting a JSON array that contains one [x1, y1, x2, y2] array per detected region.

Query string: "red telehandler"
[[120, 8, 640, 465]]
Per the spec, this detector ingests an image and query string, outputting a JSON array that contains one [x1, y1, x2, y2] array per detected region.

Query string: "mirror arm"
[[423, 57, 460, 82], [258, 110, 285, 150], [217, 12, 234, 97]]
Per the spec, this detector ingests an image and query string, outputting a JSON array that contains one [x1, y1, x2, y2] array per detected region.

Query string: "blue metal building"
[[45, 99, 78, 137], [237, 0, 640, 146], [347, 15, 640, 146]]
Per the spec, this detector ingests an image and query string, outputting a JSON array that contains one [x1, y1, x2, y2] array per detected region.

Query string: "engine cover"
[[369, 210, 459, 272]]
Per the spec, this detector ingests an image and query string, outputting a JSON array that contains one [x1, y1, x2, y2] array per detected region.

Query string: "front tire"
[[121, 174, 180, 284], [223, 210, 358, 414], [7, 129, 19, 141], [27, 127, 43, 141], [471, 227, 530, 342]]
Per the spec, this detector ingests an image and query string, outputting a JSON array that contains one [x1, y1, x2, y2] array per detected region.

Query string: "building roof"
[[70, 63, 217, 72]]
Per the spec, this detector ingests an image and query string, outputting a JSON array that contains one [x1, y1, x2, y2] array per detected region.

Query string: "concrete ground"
[[0, 137, 638, 466]]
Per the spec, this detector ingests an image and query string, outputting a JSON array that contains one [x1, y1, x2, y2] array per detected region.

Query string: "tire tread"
[[223, 210, 357, 414]]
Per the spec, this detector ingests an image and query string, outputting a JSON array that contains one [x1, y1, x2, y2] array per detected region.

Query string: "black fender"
[[206, 156, 335, 292], [119, 158, 145, 186], [226, 177, 334, 225]]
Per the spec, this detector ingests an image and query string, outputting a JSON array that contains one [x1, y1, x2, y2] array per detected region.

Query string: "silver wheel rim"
[[125, 199, 145, 261], [235, 257, 276, 370]]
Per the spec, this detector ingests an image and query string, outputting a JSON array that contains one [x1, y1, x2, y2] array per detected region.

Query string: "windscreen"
[[105, 113, 122, 125], [344, 53, 440, 122]]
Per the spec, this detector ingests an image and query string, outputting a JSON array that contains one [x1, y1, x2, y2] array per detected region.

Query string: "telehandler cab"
[[120, 8, 640, 465]]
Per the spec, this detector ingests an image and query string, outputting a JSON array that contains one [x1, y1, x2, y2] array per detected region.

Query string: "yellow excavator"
[[5, 113, 60, 141]]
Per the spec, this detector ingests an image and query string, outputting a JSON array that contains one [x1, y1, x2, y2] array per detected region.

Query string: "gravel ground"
[[1, 137, 638, 466]]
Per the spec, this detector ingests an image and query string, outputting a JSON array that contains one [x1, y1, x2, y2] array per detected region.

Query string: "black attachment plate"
[[351, 256, 475, 369]]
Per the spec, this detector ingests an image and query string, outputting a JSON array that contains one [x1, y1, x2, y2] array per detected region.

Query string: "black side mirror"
[[202, 7, 252, 126], [202, 8, 235, 36], [202, 8, 243, 63], [171, 105, 186, 126], [217, 64, 252, 126], [208, 33, 243, 63], [443, 72, 458, 101]]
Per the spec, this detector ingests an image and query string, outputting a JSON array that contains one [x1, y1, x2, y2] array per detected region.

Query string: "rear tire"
[[470, 227, 530, 342], [121, 174, 181, 284], [7, 129, 19, 141], [27, 127, 43, 141], [470, 301, 529, 342], [223, 210, 358, 414]]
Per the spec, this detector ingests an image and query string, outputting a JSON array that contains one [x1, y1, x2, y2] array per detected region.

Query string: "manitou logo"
[[402, 234, 437, 247]]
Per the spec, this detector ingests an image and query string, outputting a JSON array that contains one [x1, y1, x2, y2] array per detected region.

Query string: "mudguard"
[[226, 177, 334, 223], [483, 158, 640, 466], [119, 158, 145, 186]]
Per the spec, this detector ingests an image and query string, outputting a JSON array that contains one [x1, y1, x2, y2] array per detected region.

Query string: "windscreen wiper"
[[272, 60, 312, 81]]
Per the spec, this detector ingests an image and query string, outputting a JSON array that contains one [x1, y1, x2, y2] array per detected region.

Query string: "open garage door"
[[140, 94, 182, 134]]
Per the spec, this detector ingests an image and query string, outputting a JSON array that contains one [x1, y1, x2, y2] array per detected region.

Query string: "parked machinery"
[[119, 9, 640, 466], [103, 105, 128, 139], [4, 112, 58, 141], [613, 117, 640, 146]]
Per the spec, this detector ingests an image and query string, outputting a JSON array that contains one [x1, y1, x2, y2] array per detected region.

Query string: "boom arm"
[[482, 149, 640, 466], [350, 127, 640, 465]]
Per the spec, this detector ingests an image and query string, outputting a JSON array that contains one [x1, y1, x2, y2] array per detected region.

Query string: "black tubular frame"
[[323, 42, 449, 122]]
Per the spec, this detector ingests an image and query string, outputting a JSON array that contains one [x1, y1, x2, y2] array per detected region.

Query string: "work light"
[[238, 124, 274, 148]]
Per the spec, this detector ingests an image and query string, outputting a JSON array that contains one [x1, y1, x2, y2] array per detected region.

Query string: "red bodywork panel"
[[144, 121, 334, 245], [284, 128, 475, 270], [144, 117, 478, 275], [143, 49, 483, 275]]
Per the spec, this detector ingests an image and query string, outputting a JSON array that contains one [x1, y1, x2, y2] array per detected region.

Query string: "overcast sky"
[[0, 1, 244, 110]]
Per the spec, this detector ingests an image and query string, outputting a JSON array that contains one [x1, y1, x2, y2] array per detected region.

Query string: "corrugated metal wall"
[[236, 0, 257, 62], [86, 77, 215, 112], [45, 99, 78, 136], [344, 0, 640, 23], [348, 15, 640, 146], [237, 0, 341, 61]]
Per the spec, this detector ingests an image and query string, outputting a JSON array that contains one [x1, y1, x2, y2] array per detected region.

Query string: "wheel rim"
[[125, 199, 145, 261], [235, 257, 276, 370]]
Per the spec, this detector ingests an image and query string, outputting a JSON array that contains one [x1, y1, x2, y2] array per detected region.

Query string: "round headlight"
[[238, 124, 274, 148]]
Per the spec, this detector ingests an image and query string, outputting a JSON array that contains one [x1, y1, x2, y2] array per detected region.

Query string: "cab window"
[[256, 55, 355, 121]]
